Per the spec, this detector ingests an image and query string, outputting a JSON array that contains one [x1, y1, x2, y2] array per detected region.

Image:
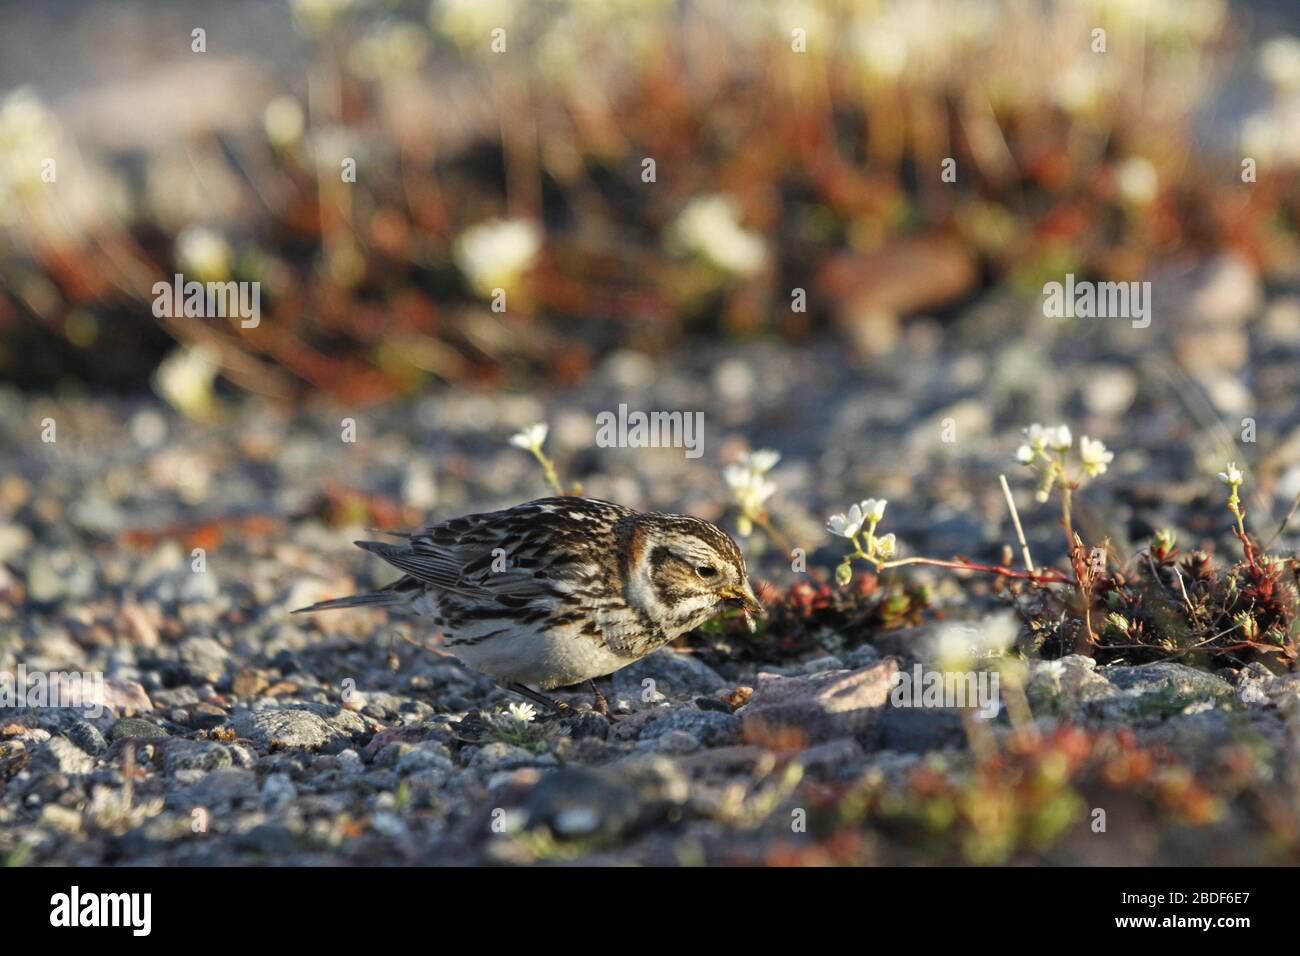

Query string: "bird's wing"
[[357, 498, 623, 601]]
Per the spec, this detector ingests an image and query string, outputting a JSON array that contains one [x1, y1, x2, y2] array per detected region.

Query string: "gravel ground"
[[4, 272, 1300, 865]]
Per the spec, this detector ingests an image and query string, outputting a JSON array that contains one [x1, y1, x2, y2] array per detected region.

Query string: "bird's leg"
[[506, 682, 573, 715], [587, 679, 611, 718]]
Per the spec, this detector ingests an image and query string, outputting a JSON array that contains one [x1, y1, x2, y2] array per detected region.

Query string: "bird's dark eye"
[[695, 565, 718, 579]]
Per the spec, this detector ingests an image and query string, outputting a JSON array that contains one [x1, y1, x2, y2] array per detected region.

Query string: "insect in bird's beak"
[[724, 584, 765, 634]]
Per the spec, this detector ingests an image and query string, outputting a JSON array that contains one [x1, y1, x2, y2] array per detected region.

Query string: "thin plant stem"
[[999, 473, 1035, 574], [531, 448, 564, 496]]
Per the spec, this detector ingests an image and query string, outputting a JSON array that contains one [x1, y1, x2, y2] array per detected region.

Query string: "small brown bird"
[[295, 497, 763, 714]]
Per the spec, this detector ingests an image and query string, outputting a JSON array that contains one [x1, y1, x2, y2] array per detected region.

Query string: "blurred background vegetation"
[[0, 0, 1297, 408]]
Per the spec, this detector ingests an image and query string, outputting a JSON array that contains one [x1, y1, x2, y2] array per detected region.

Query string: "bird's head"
[[620, 512, 764, 636]]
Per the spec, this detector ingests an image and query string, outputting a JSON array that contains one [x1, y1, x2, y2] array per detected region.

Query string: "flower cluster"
[[1217, 461, 1248, 542], [827, 498, 898, 584], [1015, 423, 1113, 503], [724, 449, 780, 537]]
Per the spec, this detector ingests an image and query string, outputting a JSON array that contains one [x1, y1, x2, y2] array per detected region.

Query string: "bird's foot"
[[588, 679, 612, 719], [506, 682, 573, 716]]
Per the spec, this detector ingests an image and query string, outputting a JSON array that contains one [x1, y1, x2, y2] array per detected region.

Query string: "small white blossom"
[[1218, 462, 1243, 485], [175, 225, 232, 282], [859, 498, 887, 524], [1022, 423, 1050, 452], [827, 503, 865, 539], [875, 533, 897, 560], [1039, 660, 1066, 681], [509, 422, 548, 452], [1079, 436, 1114, 477], [740, 449, 781, 475], [1259, 35, 1300, 91], [668, 194, 768, 276], [724, 464, 777, 516], [1047, 425, 1072, 452], [507, 701, 537, 724], [454, 218, 542, 298], [1015, 444, 1036, 465]]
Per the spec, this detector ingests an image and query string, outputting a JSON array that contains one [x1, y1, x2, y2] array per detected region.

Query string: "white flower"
[[0, 88, 59, 200], [1047, 425, 1072, 452], [152, 344, 221, 421], [509, 422, 548, 452], [264, 95, 305, 148], [1079, 436, 1114, 477], [1116, 157, 1158, 206], [725, 449, 780, 516], [724, 464, 777, 517], [507, 701, 537, 724], [1022, 423, 1050, 452], [175, 225, 231, 282], [1218, 462, 1243, 485], [434, 0, 523, 50], [859, 498, 887, 524], [875, 533, 897, 560], [1015, 444, 1036, 465], [1036, 660, 1067, 689], [668, 195, 768, 276], [1259, 36, 1300, 91], [454, 218, 542, 298], [740, 449, 781, 475], [827, 503, 865, 539]]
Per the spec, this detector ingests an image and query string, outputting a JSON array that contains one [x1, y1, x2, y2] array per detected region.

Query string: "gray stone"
[[637, 708, 741, 748], [1086, 663, 1234, 723], [1027, 655, 1120, 716], [108, 718, 170, 741], [259, 773, 298, 813], [178, 636, 230, 681], [612, 651, 727, 703], [163, 740, 234, 775], [166, 768, 258, 810], [66, 720, 107, 756], [843, 644, 883, 669], [231, 708, 340, 751], [25, 550, 96, 604], [523, 756, 689, 841], [865, 706, 966, 753], [37, 737, 94, 775], [650, 729, 701, 754], [1101, 662, 1234, 698], [740, 659, 899, 744], [396, 744, 456, 775], [468, 742, 557, 773]]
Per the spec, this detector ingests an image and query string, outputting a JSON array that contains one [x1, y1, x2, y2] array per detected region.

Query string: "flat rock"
[[108, 718, 170, 741], [612, 651, 728, 704], [739, 659, 899, 745], [522, 756, 689, 842], [231, 708, 339, 751]]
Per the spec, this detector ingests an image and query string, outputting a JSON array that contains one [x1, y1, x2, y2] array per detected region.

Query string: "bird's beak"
[[724, 582, 766, 633]]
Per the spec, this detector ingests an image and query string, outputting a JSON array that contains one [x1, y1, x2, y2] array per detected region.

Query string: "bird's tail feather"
[[292, 575, 421, 614]]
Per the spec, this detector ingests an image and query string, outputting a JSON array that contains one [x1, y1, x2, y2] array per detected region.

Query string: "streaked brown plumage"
[[295, 497, 762, 711]]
